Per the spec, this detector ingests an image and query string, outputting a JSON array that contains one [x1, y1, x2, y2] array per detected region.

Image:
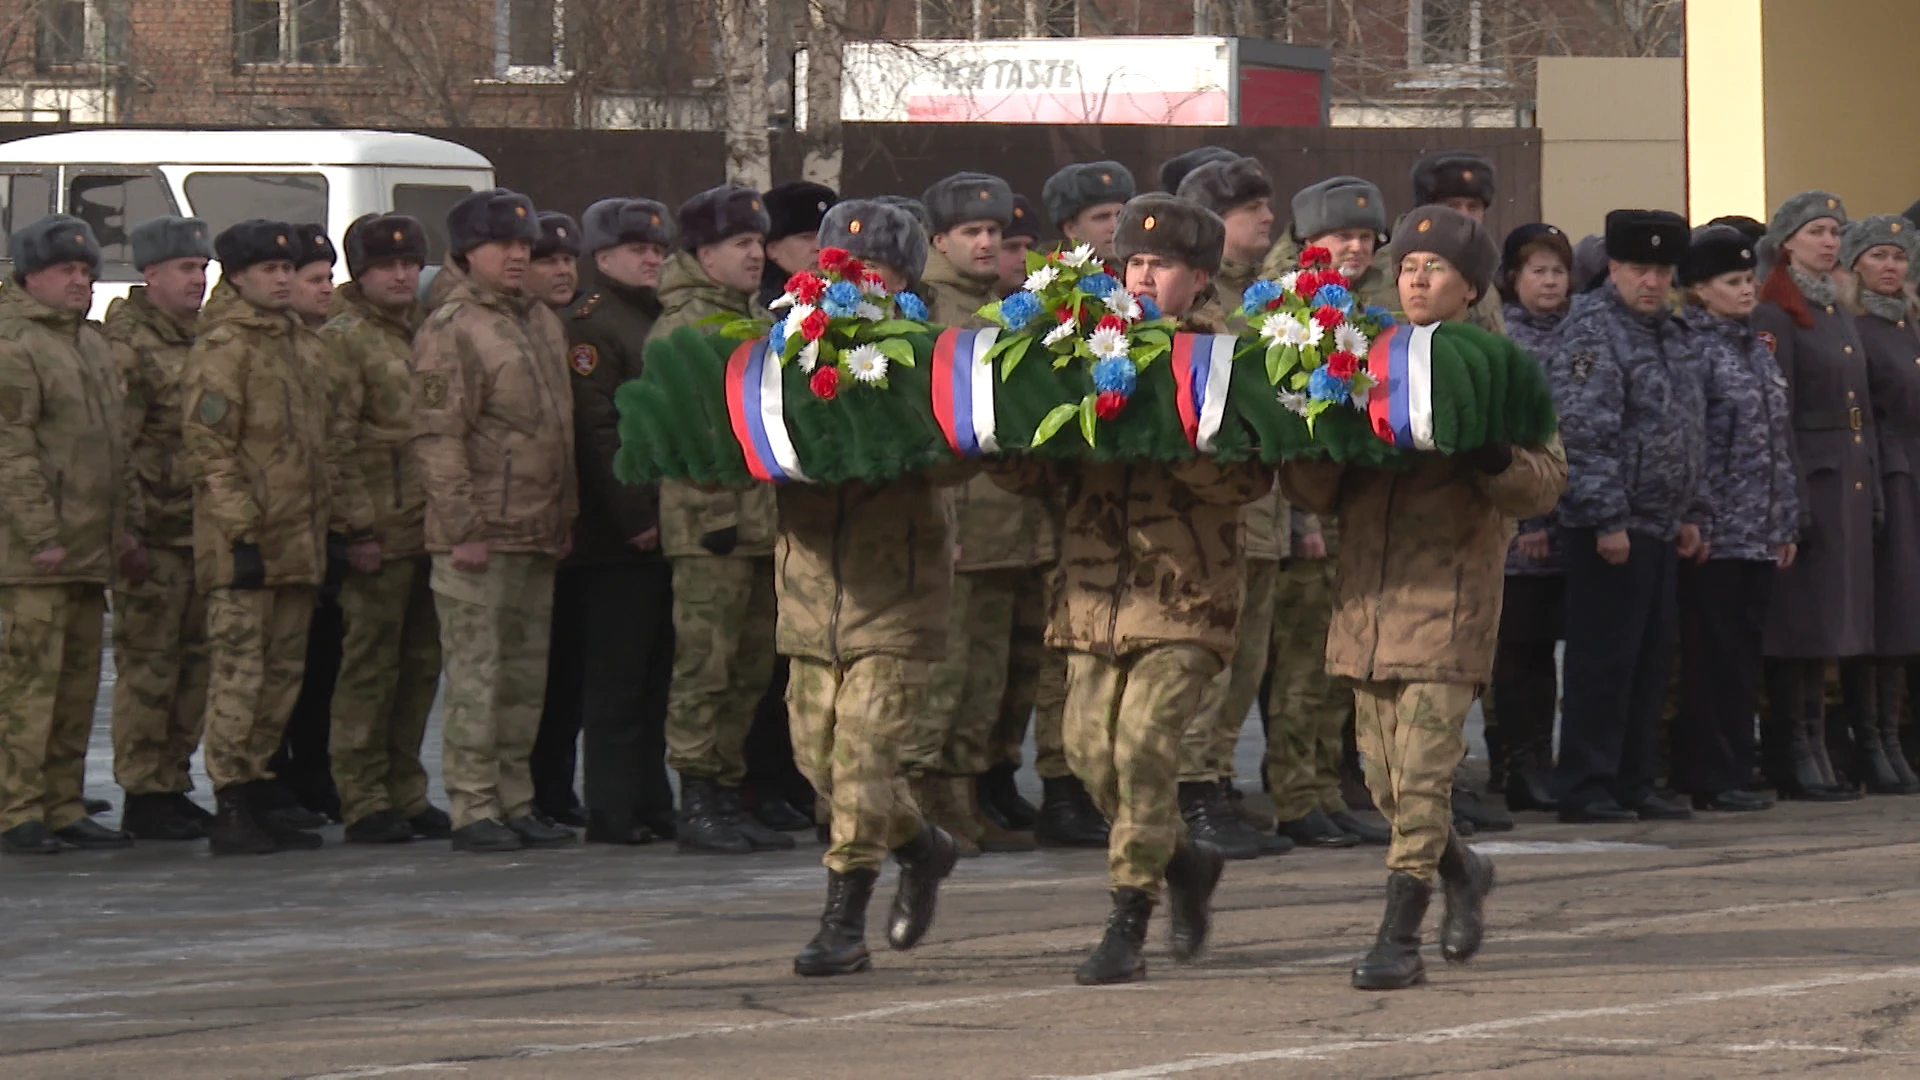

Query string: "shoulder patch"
[[196, 390, 230, 426], [1569, 350, 1595, 383], [432, 304, 459, 327], [572, 293, 601, 320], [1756, 330, 1776, 354], [570, 343, 598, 376], [419, 372, 449, 409]]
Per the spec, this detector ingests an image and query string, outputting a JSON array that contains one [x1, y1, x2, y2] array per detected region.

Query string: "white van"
[[0, 129, 496, 318]]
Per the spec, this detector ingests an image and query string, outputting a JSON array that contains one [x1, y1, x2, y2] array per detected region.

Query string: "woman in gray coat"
[[1846, 214, 1920, 793], [1755, 192, 1873, 801]]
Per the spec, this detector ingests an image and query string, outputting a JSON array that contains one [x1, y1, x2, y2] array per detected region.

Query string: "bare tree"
[[717, 0, 773, 188], [801, 0, 846, 187]]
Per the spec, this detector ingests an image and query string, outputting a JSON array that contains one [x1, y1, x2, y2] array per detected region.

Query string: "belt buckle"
[[1850, 407, 1864, 431]]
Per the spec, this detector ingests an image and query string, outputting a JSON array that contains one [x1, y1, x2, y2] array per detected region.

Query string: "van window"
[[183, 172, 329, 241], [67, 170, 177, 281], [0, 169, 54, 259], [392, 185, 475, 265]]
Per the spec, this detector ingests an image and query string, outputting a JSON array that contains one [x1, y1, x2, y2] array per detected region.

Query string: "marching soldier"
[[758, 181, 838, 308], [108, 215, 215, 841], [1042, 162, 1135, 263], [0, 216, 138, 854], [1175, 155, 1276, 314], [1411, 151, 1509, 334]]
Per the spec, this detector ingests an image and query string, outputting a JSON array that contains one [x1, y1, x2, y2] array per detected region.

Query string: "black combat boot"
[[168, 792, 214, 824], [1772, 660, 1861, 801], [1076, 888, 1154, 985], [1351, 872, 1432, 990], [1876, 663, 1920, 793], [979, 762, 1038, 830], [1208, 781, 1288, 855], [1843, 659, 1908, 794], [1437, 834, 1495, 964], [121, 792, 206, 841], [1451, 786, 1514, 832], [345, 809, 417, 844], [409, 805, 454, 839], [1280, 808, 1360, 849], [1179, 781, 1258, 860], [677, 777, 752, 854], [1329, 809, 1390, 846], [887, 824, 959, 950], [716, 785, 797, 851], [207, 784, 277, 856], [0, 821, 62, 854], [1163, 840, 1224, 962], [794, 869, 878, 977], [250, 782, 324, 851], [1034, 775, 1109, 848]]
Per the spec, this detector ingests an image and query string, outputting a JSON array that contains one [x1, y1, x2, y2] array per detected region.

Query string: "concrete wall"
[[1538, 56, 1687, 239]]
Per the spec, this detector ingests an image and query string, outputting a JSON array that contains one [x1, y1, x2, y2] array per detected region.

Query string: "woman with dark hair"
[[1486, 223, 1573, 810], [1754, 192, 1872, 801]]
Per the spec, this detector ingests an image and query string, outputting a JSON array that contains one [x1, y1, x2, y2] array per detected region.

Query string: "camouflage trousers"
[[1066, 645, 1222, 897], [905, 568, 1019, 777], [788, 654, 927, 874], [664, 555, 777, 786], [109, 547, 208, 796], [1265, 559, 1353, 820], [1181, 557, 1279, 783], [1352, 680, 1473, 882], [1028, 570, 1071, 779], [202, 585, 314, 790], [330, 557, 441, 824], [0, 584, 106, 831], [432, 553, 555, 829]]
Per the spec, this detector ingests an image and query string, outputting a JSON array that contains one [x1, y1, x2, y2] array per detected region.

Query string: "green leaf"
[[875, 338, 916, 368], [1052, 354, 1072, 369], [1302, 345, 1321, 369], [710, 316, 767, 340], [1132, 342, 1169, 370], [782, 332, 805, 364], [1026, 249, 1049, 273], [1078, 393, 1099, 446], [819, 340, 840, 367], [1031, 402, 1080, 447], [976, 301, 1003, 324], [867, 319, 925, 336], [1289, 370, 1309, 391], [997, 335, 1035, 380], [1134, 328, 1171, 350], [1073, 338, 1095, 361]]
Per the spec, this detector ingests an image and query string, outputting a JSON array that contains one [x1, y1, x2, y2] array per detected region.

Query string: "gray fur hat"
[[872, 195, 931, 234], [531, 212, 581, 260], [11, 214, 101, 278], [1112, 195, 1225, 275], [1006, 194, 1042, 242], [291, 223, 336, 269], [678, 185, 770, 251], [922, 172, 1014, 234], [1841, 213, 1919, 269], [1041, 161, 1135, 228], [1175, 156, 1273, 217], [1765, 189, 1847, 250], [213, 219, 296, 274], [582, 198, 675, 256], [1158, 146, 1237, 194], [130, 216, 212, 271], [1389, 205, 1499, 302], [1571, 233, 1608, 293], [1411, 151, 1497, 208], [344, 214, 428, 278], [446, 188, 538, 256], [819, 200, 929, 284], [1290, 176, 1388, 242]]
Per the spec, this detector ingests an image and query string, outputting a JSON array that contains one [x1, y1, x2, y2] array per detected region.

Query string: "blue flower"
[[999, 290, 1043, 330], [895, 291, 929, 322], [1364, 304, 1395, 328], [1241, 279, 1283, 314], [1311, 283, 1353, 312], [1092, 356, 1137, 395], [825, 279, 863, 309], [1080, 272, 1119, 299], [1139, 295, 1162, 321], [769, 317, 789, 352], [1308, 366, 1350, 404]]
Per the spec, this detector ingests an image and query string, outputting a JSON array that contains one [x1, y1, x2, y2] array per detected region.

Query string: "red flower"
[[818, 247, 851, 272], [1265, 295, 1284, 311], [799, 309, 830, 342], [862, 270, 887, 291], [1056, 304, 1077, 323], [809, 365, 839, 400], [842, 257, 867, 279], [1096, 314, 1126, 333], [1300, 245, 1333, 268], [1094, 391, 1129, 420], [1326, 350, 1360, 379], [1292, 270, 1324, 297], [1313, 305, 1345, 330], [785, 271, 826, 304]]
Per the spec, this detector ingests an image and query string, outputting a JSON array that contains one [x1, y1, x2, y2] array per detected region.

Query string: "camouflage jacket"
[[1283, 436, 1566, 685], [180, 281, 334, 589], [319, 282, 426, 559], [1215, 259, 1259, 327], [1240, 479, 1290, 563], [1684, 305, 1799, 560], [647, 251, 775, 558], [104, 287, 195, 550], [1500, 302, 1568, 575], [410, 266, 578, 557], [1547, 283, 1705, 542], [1261, 230, 1401, 316], [567, 281, 664, 566], [921, 247, 999, 328]]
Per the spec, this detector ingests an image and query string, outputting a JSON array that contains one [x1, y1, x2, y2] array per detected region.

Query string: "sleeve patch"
[[195, 390, 229, 426], [1757, 330, 1776, 354], [570, 344, 598, 376], [419, 373, 449, 409], [1569, 351, 1595, 383]]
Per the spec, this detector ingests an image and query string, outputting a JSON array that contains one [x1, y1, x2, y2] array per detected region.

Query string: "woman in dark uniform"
[[1845, 214, 1920, 793], [1755, 191, 1872, 801]]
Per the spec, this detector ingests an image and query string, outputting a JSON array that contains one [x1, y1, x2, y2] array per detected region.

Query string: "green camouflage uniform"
[[180, 281, 334, 791], [1180, 480, 1288, 784], [0, 286, 130, 832], [319, 282, 439, 824], [412, 266, 577, 829], [1213, 259, 1259, 323], [1264, 513, 1352, 820], [104, 288, 207, 798], [647, 253, 779, 786]]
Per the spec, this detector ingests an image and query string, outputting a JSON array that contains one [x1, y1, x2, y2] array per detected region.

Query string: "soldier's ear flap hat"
[[1840, 214, 1919, 270], [291, 223, 336, 270], [582, 198, 675, 256], [819, 200, 929, 285], [1765, 189, 1847, 251], [1706, 214, 1767, 246], [214, 219, 297, 274], [1042, 161, 1136, 228], [1174, 156, 1272, 218], [1158, 145, 1237, 195], [446, 188, 539, 257], [1604, 209, 1688, 267], [129, 216, 212, 272], [1680, 224, 1758, 287], [1290, 175, 1388, 242], [344, 214, 429, 279], [531, 212, 581, 260], [1389, 205, 1499, 301], [1005, 194, 1042, 243], [1571, 233, 1609, 293], [872, 195, 932, 235], [762, 181, 839, 243], [677, 185, 770, 251], [10, 214, 101, 278], [1112, 195, 1226, 275], [1412, 150, 1497, 209], [922, 172, 1014, 235]]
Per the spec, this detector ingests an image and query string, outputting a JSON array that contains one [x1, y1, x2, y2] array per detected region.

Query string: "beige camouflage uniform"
[[1264, 512, 1353, 821], [104, 287, 208, 799], [1179, 480, 1289, 785], [411, 265, 577, 830], [180, 280, 334, 792], [320, 282, 440, 825]]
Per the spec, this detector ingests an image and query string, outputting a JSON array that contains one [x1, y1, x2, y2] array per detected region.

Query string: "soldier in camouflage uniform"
[[1282, 206, 1566, 990], [995, 196, 1264, 985], [1042, 162, 1134, 263], [1411, 151, 1510, 336], [524, 211, 582, 310], [645, 186, 789, 855], [107, 216, 215, 842], [321, 214, 451, 844], [0, 216, 140, 855], [181, 220, 337, 855], [412, 189, 579, 854], [1175, 156, 1275, 316]]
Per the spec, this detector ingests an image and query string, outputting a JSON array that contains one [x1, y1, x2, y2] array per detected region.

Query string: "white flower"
[[1277, 270, 1301, 295], [854, 301, 885, 321], [1024, 264, 1061, 292], [1087, 326, 1130, 360], [845, 344, 888, 384], [1349, 382, 1371, 410], [796, 339, 820, 373], [1303, 319, 1325, 349], [1333, 323, 1370, 357], [1103, 289, 1142, 320], [1278, 390, 1310, 416], [1060, 243, 1097, 268], [769, 291, 796, 310], [861, 277, 889, 298], [787, 301, 817, 326], [1259, 311, 1300, 344], [1042, 320, 1077, 347]]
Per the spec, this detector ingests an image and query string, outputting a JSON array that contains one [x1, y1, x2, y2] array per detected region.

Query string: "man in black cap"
[[1548, 209, 1705, 825], [1042, 161, 1135, 263], [1159, 145, 1237, 196], [526, 211, 582, 310], [998, 193, 1042, 296], [759, 181, 837, 309], [1412, 151, 1506, 334], [288, 225, 336, 330], [1175, 155, 1274, 314]]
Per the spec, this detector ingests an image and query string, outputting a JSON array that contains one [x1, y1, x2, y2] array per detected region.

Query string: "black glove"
[[322, 532, 350, 599], [230, 541, 266, 590], [698, 526, 739, 556], [1465, 441, 1513, 476]]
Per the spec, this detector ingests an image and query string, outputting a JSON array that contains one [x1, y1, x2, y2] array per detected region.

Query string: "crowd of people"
[[0, 139, 1911, 992]]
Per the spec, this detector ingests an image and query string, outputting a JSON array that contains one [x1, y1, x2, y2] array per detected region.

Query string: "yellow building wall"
[[1539, 57, 1687, 239]]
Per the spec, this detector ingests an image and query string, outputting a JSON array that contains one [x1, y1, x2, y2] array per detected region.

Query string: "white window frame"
[[235, 0, 358, 68], [38, 0, 111, 69], [494, 0, 571, 83], [1403, 0, 1504, 89]]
